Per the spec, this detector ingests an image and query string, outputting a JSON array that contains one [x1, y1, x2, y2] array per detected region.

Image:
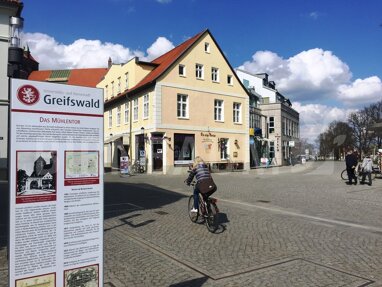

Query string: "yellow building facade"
[[99, 30, 250, 174]]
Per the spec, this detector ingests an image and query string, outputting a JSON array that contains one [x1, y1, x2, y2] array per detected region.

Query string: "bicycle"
[[187, 182, 219, 233], [129, 159, 145, 175], [340, 167, 376, 181]]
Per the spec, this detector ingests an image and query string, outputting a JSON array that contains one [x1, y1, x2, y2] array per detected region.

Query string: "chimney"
[[108, 57, 112, 69]]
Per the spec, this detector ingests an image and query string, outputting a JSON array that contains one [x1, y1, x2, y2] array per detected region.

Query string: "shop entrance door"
[[152, 135, 163, 171]]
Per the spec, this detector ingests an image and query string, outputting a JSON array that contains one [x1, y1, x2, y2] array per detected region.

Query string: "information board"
[[9, 79, 104, 286]]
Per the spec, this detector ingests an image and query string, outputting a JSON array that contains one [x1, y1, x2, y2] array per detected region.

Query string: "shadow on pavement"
[[104, 181, 187, 220], [169, 276, 209, 287], [0, 181, 9, 249]]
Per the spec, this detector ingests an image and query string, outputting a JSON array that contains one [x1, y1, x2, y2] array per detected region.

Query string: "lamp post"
[[7, 15, 24, 181]]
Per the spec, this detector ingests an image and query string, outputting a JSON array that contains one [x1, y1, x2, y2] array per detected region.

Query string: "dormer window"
[[204, 42, 210, 53]]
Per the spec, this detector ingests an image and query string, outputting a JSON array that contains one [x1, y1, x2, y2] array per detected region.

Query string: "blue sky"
[[21, 0, 382, 142]]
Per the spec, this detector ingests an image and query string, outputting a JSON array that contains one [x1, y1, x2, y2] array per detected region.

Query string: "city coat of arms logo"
[[17, 85, 40, 105]]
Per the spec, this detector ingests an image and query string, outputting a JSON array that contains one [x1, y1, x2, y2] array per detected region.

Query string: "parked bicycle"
[[187, 181, 219, 233], [129, 159, 145, 175], [340, 167, 377, 181]]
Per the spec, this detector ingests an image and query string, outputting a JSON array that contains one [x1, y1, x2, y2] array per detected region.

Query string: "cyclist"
[[185, 156, 216, 214]]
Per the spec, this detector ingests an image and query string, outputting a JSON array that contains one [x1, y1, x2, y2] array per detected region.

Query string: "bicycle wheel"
[[188, 195, 199, 223], [341, 169, 347, 180], [205, 201, 219, 233]]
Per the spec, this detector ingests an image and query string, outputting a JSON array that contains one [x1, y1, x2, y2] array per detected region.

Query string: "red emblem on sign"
[[17, 85, 40, 105]]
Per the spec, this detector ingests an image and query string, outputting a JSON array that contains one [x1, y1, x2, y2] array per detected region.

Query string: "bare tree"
[[317, 121, 353, 160], [348, 108, 374, 157]]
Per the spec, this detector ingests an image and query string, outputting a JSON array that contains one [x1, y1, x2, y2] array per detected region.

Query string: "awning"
[[104, 134, 122, 144]]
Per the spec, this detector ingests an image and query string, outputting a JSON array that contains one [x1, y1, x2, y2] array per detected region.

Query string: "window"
[[233, 102, 241, 123], [124, 103, 129, 124], [283, 141, 288, 160], [204, 42, 210, 53], [174, 134, 195, 164], [269, 141, 275, 158], [116, 106, 121, 126], [269, 116, 274, 133], [219, 138, 229, 160], [133, 98, 138, 121], [111, 81, 114, 97], [214, 99, 224, 121], [227, 75, 233, 85], [117, 77, 121, 94], [179, 64, 186, 76], [177, 94, 188, 118], [211, 67, 219, 82], [282, 117, 286, 136], [195, 64, 204, 79], [143, 94, 149, 119], [105, 85, 108, 99], [108, 110, 112, 128], [125, 72, 129, 90]]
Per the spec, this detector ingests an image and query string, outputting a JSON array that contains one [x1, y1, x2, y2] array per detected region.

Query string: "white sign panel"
[[9, 79, 104, 286]]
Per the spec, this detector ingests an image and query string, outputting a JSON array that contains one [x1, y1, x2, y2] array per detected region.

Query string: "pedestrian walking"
[[345, 149, 358, 185], [360, 154, 373, 186]]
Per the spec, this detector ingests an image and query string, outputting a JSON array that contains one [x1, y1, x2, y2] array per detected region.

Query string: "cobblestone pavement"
[[2, 161, 382, 286]]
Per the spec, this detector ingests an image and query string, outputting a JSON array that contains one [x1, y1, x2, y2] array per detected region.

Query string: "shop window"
[[219, 138, 229, 160], [174, 134, 195, 165]]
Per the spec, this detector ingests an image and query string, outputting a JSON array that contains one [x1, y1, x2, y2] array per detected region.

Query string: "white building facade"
[[236, 69, 300, 166]]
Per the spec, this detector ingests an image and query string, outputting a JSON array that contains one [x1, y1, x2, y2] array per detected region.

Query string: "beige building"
[[99, 29, 250, 174]]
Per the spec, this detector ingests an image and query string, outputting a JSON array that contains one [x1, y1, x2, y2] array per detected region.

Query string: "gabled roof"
[[105, 28, 251, 108], [105, 30, 207, 106], [130, 30, 205, 93], [29, 68, 108, 88]]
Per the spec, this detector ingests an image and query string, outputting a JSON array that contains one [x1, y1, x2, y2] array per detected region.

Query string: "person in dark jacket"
[[186, 156, 215, 213], [345, 149, 358, 185]]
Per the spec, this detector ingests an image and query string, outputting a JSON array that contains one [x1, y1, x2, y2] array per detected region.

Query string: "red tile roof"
[[28, 68, 108, 88], [130, 30, 206, 93], [28, 70, 51, 82], [68, 68, 108, 87], [105, 30, 207, 106]]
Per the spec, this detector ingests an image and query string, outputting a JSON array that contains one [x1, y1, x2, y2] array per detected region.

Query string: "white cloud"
[[156, 0, 172, 3], [145, 36, 175, 61], [338, 76, 382, 105], [22, 32, 174, 70], [292, 102, 356, 142], [309, 12, 319, 20], [239, 48, 382, 108], [239, 48, 382, 142]]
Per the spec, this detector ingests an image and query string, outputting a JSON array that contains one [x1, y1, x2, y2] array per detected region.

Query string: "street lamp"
[[7, 15, 24, 181], [8, 16, 24, 78]]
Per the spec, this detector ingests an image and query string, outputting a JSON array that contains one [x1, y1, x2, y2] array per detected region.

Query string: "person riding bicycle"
[[185, 156, 216, 214]]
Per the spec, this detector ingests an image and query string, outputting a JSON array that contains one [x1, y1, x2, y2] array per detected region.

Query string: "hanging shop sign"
[[9, 79, 104, 286]]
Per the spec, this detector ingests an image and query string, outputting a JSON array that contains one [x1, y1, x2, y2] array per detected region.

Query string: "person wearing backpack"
[[360, 154, 373, 186], [185, 156, 216, 213]]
